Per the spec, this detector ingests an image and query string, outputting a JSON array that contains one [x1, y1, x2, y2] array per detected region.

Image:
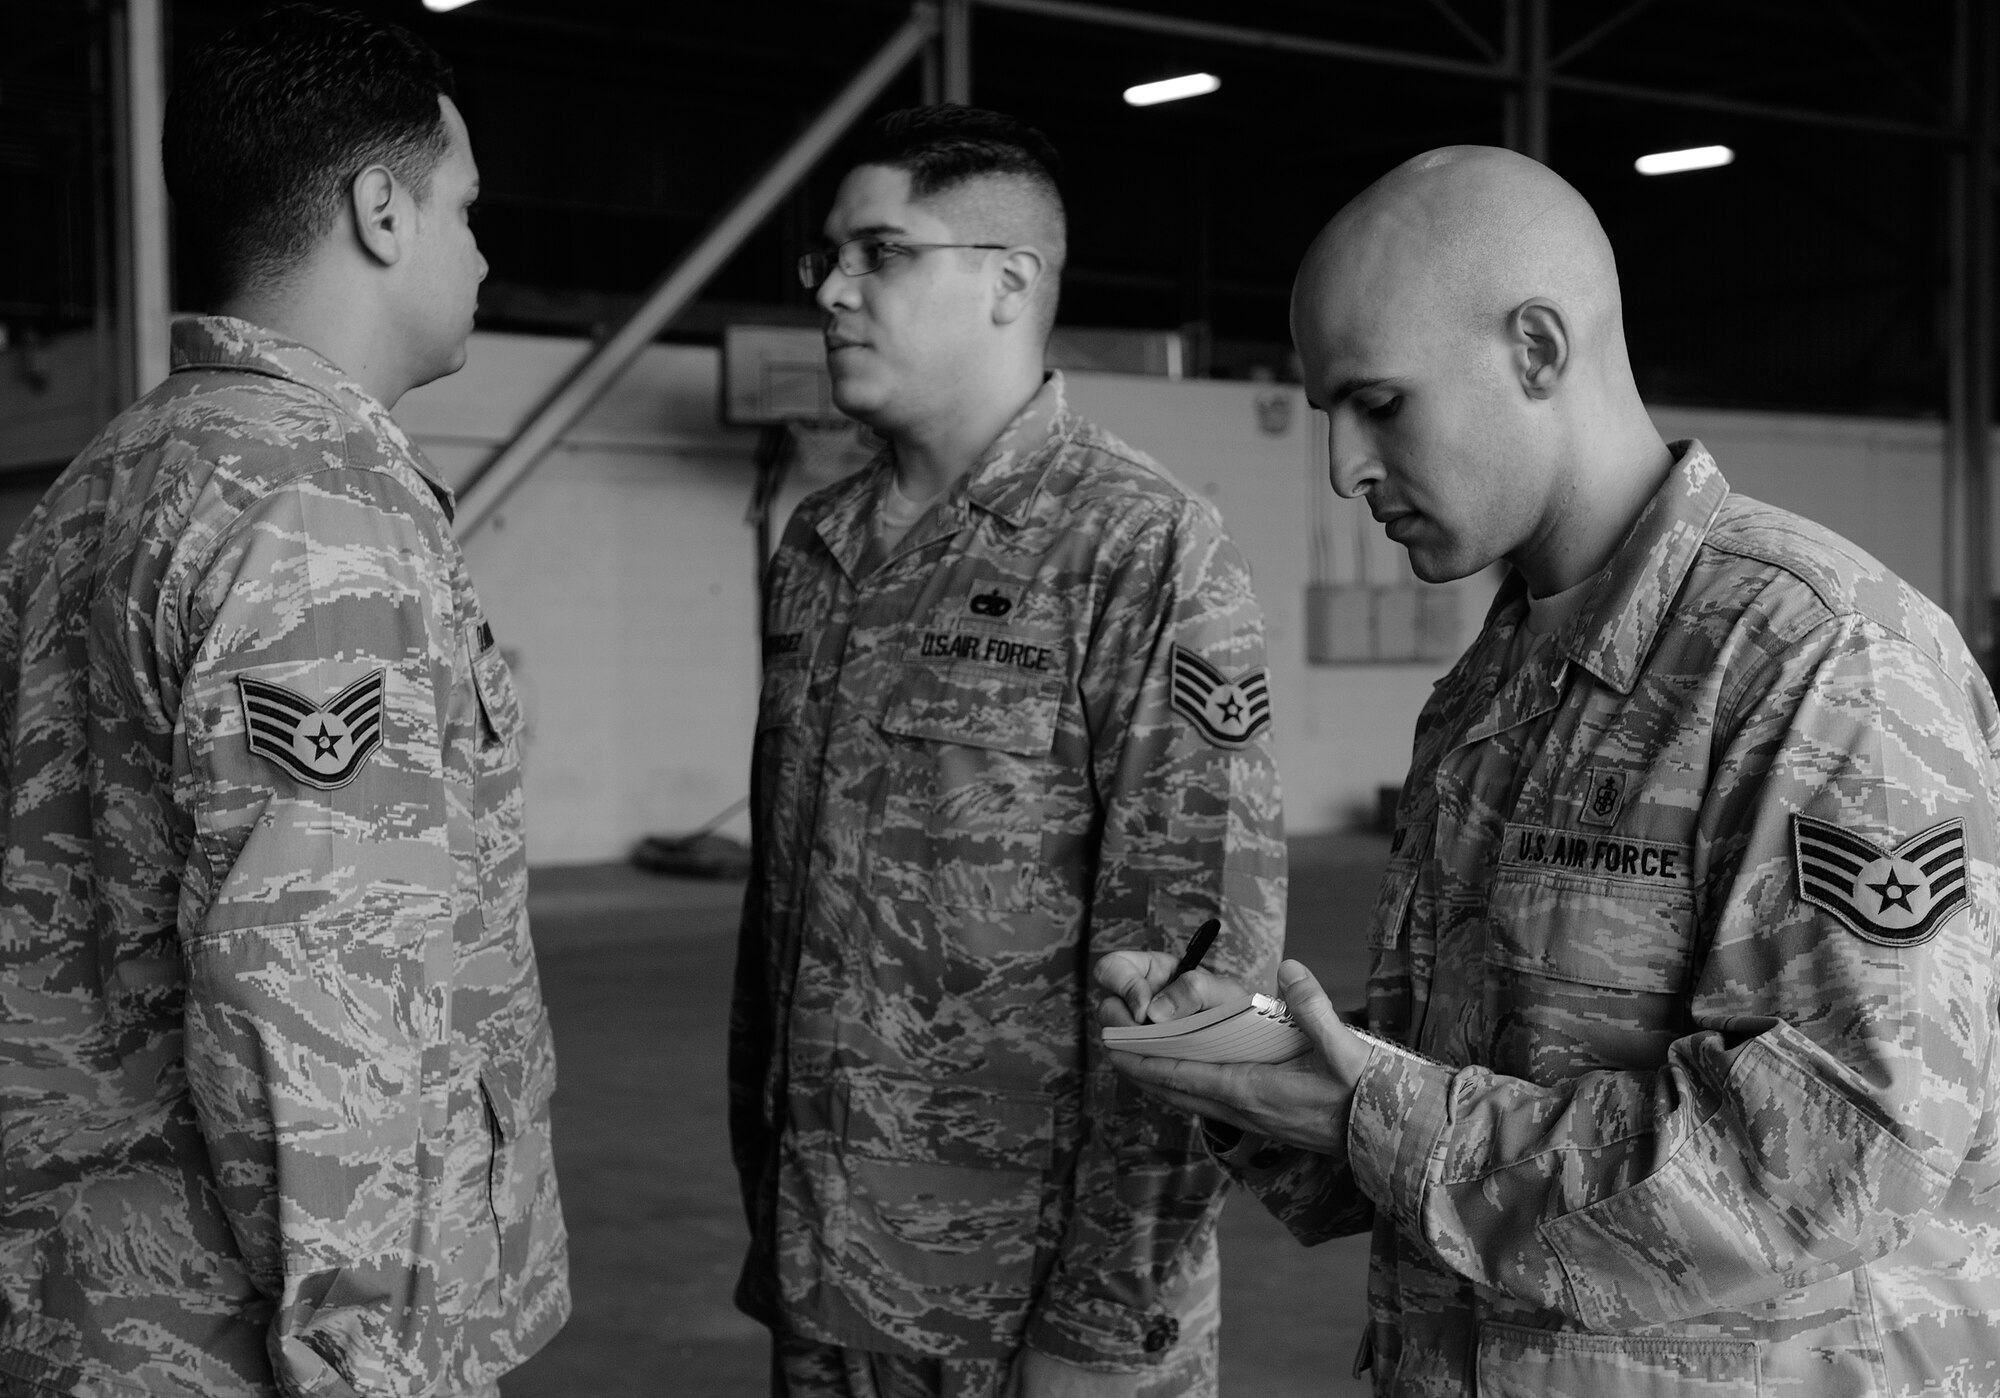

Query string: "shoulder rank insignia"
[[237, 670, 387, 790], [1169, 644, 1271, 750], [1793, 814, 1968, 947]]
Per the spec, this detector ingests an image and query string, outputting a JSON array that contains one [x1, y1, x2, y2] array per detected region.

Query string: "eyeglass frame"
[[797, 236, 1013, 289]]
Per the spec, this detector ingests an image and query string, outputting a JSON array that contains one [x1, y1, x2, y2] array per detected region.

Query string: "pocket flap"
[[1367, 821, 1431, 951], [470, 638, 526, 747], [834, 1069, 1054, 1173], [880, 665, 1061, 757], [1487, 869, 1694, 993], [479, 1030, 557, 1141]]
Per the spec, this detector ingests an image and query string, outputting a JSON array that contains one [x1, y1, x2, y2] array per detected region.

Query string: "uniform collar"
[[958, 371, 1073, 527], [813, 371, 1073, 579], [169, 315, 457, 519], [1549, 440, 1730, 694]]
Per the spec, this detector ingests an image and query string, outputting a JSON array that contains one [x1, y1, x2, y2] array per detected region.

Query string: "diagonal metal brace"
[[453, 2, 940, 539]]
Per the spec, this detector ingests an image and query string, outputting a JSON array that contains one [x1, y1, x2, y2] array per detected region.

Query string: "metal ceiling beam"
[[971, 0, 1957, 144], [970, 0, 1508, 84], [1423, 0, 1499, 64], [1549, 0, 1660, 71], [1549, 71, 1956, 142], [453, 3, 940, 539]]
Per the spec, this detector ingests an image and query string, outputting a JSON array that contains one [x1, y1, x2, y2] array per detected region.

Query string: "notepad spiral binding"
[[1251, 994, 1299, 1025]]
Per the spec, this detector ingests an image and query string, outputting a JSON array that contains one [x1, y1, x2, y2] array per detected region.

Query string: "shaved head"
[[1292, 145, 1667, 591], [1296, 145, 1625, 390]]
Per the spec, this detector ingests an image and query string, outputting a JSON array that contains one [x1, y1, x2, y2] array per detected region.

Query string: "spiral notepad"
[[1102, 993, 1312, 1064]]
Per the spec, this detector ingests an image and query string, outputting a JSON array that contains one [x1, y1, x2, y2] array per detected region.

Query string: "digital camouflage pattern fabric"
[[730, 374, 1285, 1383], [0, 317, 568, 1398], [1223, 442, 2000, 1396]]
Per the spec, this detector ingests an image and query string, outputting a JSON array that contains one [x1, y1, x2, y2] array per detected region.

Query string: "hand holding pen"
[[1093, 917, 1227, 1028]]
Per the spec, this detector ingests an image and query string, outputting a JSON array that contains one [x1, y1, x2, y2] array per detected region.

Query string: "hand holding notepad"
[[1101, 992, 1312, 1063], [1099, 916, 1313, 1064]]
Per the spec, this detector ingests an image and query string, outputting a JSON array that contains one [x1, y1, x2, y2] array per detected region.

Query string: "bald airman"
[[1098, 146, 2000, 1396]]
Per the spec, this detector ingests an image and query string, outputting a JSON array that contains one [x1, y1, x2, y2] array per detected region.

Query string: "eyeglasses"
[[797, 236, 1009, 289]]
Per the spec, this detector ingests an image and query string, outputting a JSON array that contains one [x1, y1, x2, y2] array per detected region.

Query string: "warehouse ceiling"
[[0, 0, 1974, 414]]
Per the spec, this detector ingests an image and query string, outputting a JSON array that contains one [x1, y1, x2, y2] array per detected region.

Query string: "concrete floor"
[[501, 834, 1391, 1397]]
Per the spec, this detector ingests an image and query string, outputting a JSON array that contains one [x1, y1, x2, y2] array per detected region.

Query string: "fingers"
[[1277, 959, 1371, 1082], [1090, 949, 1181, 1022], [1143, 968, 1236, 1023]]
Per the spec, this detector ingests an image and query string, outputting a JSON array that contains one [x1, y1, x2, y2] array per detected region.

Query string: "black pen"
[[1165, 917, 1222, 986]]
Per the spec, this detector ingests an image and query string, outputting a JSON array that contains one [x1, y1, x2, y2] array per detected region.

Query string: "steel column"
[[942, 0, 972, 104], [109, 0, 170, 403], [454, 4, 939, 539], [1947, 0, 1995, 659], [1521, 0, 1550, 162]]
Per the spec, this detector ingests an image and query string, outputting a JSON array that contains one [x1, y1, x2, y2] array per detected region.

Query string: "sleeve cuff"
[[1346, 1031, 1455, 1238]]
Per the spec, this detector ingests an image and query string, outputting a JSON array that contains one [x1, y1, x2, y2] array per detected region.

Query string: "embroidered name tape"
[[1170, 645, 1271, 750], [1794, 814, 1968, 947], [914, 629, 1057, 673], [1500, 822, 1692, 888], [237, 670, 387, 790]]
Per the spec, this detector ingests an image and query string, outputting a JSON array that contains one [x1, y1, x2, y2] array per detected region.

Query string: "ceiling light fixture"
[[1635, 144, 1735, 176], [1123, 73, 1221, 107], [422, 0, 481, 11]]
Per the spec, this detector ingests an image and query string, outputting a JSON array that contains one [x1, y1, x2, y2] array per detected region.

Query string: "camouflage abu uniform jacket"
[[1227, 442, 2000, 1396], [0, 317, 568, 1398], [730, 374, 1287, 1370]]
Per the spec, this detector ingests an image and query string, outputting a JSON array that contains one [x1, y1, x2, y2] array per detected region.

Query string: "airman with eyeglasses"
[[797, 236, 1010, 288], [734, 104, 1285, 1398]]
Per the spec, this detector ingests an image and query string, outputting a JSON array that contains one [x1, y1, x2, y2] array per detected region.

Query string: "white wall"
[[393, 336, 1956, 861], [0, 327, 1960, 862]]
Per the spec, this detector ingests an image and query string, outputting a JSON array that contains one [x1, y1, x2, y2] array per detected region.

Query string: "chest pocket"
[[874, 662, 1064, 911], [1366, 820, 1432, 1042], [1484, 860, 1696, 1079]]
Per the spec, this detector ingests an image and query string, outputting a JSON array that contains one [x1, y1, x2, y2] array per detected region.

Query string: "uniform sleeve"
[[1025, 501, 1288, 1367], [1342, 613, 1999, 1330], [171, 467, 462, 1398], [725, 537, 795, 1328]]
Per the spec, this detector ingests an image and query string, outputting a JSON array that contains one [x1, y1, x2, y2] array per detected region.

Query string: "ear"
[[990, 246, 1047, 329], [1508, 298, 1569, 400], [349, 164, 406, 269]]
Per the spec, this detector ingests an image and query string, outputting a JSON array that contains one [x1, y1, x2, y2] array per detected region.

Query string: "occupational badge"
[[1793, 813, 1968, 947], [1169, 644, 1271, 749], [237, 669, 387, 790]]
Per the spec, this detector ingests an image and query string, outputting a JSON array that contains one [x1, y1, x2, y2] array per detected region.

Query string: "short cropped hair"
[[163, 4, 455, 300], [854, 105, 1067, 335]]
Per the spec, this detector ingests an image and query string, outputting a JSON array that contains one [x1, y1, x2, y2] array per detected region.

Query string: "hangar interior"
[[0, 2, 1994, 1394], [2, 0, 1995, 860]]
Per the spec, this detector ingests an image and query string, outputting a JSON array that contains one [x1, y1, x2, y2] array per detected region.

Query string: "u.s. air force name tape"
[[1169, 644, 1271, 749], [1794, 813, 1968, 947], [237, 669, 387, 790], [1499, 822, 1693, 888]]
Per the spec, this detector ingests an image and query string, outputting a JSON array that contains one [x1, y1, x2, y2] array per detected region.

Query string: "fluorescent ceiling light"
[[1124, 73, 1220, 107], [1635, 145, 1735, 176], [422, 0, 481, 10]]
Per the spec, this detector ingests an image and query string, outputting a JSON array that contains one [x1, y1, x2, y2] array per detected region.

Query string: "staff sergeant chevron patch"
[[1794, 814, 1969, 947], [1169, 644, 1272, 750], [237, 670, 388, 790]]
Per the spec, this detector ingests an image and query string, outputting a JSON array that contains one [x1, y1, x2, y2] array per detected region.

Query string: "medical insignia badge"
[[237, 669, 388, 790], [1169, 644, 1272, 749], [1793, 813, 1969, 947]]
